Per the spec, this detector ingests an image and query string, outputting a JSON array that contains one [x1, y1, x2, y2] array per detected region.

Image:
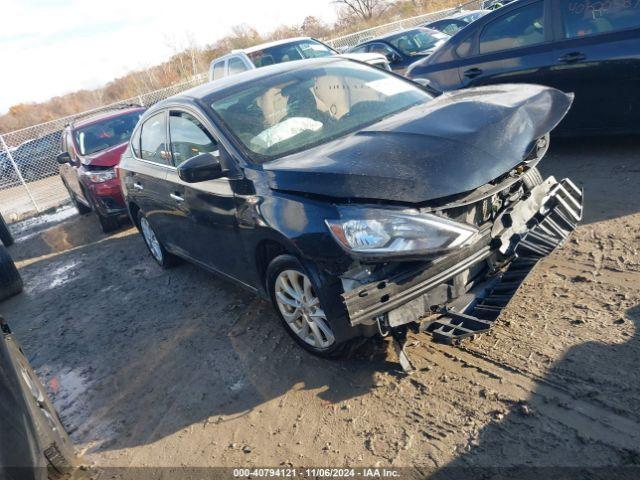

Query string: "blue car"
[[407, 0, 640, 135], [348, 27, 450, 74]]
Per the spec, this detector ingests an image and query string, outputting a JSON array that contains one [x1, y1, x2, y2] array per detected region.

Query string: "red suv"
[[57, 106, 145, 232]]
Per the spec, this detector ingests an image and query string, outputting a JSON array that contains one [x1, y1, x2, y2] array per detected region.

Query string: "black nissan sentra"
[[119, 58, 583, 358]]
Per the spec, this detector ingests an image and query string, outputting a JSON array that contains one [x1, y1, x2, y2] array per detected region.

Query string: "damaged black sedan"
[[119, 58, 583, 358]]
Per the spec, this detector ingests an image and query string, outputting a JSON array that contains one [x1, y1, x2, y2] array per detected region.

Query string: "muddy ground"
[[1, 136, 639, 474]]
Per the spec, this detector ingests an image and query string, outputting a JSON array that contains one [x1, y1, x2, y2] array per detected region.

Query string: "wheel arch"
[[128, 201, 141, 230], [255, 238, 293, 291]]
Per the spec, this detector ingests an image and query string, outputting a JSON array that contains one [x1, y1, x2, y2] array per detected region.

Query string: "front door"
[[546, 0, 640, 133], [164, 108, 248, 280], [457, 1, 555, 89]]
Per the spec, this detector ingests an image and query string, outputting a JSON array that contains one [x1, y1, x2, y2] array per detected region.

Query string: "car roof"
[[152, 57, 347, 110], [241, 36, 317, 54], [71, 106, 145, 130], [450, 9, 488, 19]]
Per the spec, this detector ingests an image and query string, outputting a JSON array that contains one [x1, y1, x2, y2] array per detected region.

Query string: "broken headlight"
[[325, 208, 478, 258], [81, 168, 116, 183]]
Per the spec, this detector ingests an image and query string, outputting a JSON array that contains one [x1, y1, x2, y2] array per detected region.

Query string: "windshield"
[[248, 40, 335, 68], [209, 62, 431, 162], [74, 110, 143, 155], [387, 29, 449, 56]]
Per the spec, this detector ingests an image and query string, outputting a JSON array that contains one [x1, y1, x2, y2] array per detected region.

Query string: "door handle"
[[133, 182, 144, 190], [558, 52, 586, 64], [463, 67, 483, 79], [170, 193, 184, 202]]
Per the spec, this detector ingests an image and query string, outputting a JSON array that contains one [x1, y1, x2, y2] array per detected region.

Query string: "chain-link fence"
[[0, 74, 206, 222], [0, 2, 482, 223]]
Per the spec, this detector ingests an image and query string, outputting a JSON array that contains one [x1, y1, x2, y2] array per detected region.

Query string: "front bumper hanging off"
[[342, 177, 584, 344]]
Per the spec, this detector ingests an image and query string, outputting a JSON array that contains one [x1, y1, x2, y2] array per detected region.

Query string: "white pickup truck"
[[208, 37, 390, 81]]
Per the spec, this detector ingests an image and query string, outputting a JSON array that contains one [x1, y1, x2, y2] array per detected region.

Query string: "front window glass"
[[74, 110, 142, 155], [479, 3, 545, 54], [559, 0, 640, 38], [248, 40, 335, 68], [169, 111, 218, 166], [210, 62, 431, 162]]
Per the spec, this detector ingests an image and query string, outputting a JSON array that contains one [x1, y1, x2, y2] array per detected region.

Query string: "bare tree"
[[333, 0, 389, 21]]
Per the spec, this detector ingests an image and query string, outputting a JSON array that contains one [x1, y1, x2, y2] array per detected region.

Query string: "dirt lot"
[[1, 136, 639, 474]]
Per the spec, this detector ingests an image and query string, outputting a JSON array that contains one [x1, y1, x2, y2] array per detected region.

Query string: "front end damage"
[[338, 166, 583, 354]]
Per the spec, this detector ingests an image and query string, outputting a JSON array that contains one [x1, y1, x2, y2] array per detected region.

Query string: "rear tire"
[[0, 213, 14, 247], [138, 212, 178, 268], [0, 246, 23, 301], [97, 213, 119, 233], [266, 254, 350, 358]]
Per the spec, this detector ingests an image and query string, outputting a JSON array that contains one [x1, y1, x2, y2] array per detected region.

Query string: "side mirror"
[[178, 152, 224, 183], [386, 52, 401, 63], [413, 78, 431, 87], [56, 152, 71, 164]]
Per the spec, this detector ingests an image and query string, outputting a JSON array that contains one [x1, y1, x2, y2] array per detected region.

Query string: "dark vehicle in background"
[[0, 132, 62, 185], [348, 27, 449, 74], [407, 0, 640, 135], [425, 10, 490, 36], [119, 58, 582, 357], [57, 106, 145, 232], [0, 316, 77, 479]]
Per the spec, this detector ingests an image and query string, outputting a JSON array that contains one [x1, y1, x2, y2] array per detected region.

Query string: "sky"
[[0, 0, 337, 114]]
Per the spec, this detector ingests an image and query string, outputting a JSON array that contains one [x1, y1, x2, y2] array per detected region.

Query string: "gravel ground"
[[1, 136, 639, 474]]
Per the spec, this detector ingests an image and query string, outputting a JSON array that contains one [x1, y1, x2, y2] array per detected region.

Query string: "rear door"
[[124, 111, 174, 242], [547, 0, 640, 133], [164, 108, 248, 278], [456, 0, 555, 88]]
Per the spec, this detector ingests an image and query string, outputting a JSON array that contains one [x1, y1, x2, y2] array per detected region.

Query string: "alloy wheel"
[[274, 269, 335, 349], [140, 217, 163, 263]]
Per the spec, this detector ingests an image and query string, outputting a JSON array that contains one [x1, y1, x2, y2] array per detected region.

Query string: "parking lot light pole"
[[0, 134, 40, 213]]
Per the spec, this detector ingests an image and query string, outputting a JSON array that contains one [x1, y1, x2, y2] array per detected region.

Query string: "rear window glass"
[[479, 2, 545, 54], [228, 57, 249, 75], [140, 112, 169, 164], [212, 61, 226, 80], [559, 0, 640, 38]]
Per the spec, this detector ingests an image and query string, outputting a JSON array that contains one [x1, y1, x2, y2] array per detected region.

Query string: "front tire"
[[0, 245, 23, 301], [266, 254, 348, 357], [138, 212, 177, 268]]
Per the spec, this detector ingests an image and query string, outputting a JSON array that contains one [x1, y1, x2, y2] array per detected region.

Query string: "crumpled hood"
[[264, 84, 573, 204], [80, 142, 128, 167]]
